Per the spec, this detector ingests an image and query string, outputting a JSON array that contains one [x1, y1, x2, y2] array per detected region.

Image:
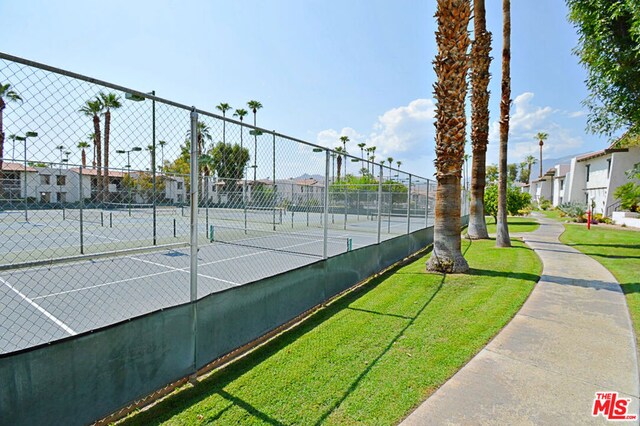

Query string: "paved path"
[[402, 213, 639, 425]]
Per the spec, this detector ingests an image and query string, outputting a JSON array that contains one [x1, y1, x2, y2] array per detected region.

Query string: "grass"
[[559, 224, 640, 353], [465, 216, 540, 235], [122, 239, 541, 426], [539, 209, 573, 222]]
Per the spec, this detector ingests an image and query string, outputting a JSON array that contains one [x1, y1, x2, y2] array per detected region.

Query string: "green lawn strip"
[[539, 209, 572, 222], [559, 224, 640, 353], [469, 216, 539, 235], [122, 239, 541, 426]]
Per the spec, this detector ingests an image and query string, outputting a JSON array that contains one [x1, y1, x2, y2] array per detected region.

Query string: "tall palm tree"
[[88, 133, 97, 167], [358, 142, 366, 172], [100, 92, 122, 199], [525, 154, 536, 183], [79, 100, 104, 200], [247, 100, 263, 181], [233, 108, 248, 149], [396, 160, 402, 170], [467, 0, 493, 240], [216, 103, 232, 144], [426, 0, 471, 273], [534, 131, 548, 178], [186, 121, 212, 199], [496, 0, 512, 248], [387, 157, 394, 167], [335, 147, 344, 182], [370, 146, 377, 175], [77, 141, 90, 168], [158, 140, 167, 170], [0, 83, 22, 173]]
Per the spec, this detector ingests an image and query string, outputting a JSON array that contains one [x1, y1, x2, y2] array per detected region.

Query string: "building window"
[[56, 192, 66, 203], [607, 158, 611, 178], [177, 182, 183, 190], [56, 175, 66, 186], [40, 192, 50, 203], [177, 194, 183, 203], [40, 174, 50, 185], [586, 164, 590, 182], [560, 179, 564, 190]]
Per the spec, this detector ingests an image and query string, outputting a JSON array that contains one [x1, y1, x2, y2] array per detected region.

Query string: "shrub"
[[614, 182, 640, 212], [484, 184, 532, 220], [558, 202, 587, 219], [538, 196, 552, 210]]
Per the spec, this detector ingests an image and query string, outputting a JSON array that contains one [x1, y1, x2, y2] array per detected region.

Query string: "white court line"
[[129, 257, 240, 286], [31, 269, 179, 300], [0, 276, 77, 336]]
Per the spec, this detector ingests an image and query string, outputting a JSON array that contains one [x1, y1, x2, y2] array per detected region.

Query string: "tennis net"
[[203, 206, 284, 225], [208, 225, 351, 258]]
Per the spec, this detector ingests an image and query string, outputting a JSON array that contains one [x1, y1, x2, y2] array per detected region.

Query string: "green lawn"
[[480, 216, 540, 234], [559, 224, 640, 353], [122, 239, 541, 426], [539, 209, 573, 222]]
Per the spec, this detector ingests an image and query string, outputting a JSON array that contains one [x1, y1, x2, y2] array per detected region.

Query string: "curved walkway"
[[402, 213, 639, 425]]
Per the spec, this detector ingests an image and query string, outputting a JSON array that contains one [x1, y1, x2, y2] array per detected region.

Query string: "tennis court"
[[0, 207, 422, 353]]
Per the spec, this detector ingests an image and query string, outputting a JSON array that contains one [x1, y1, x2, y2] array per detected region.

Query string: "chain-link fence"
[[0, 52, 468, 355]]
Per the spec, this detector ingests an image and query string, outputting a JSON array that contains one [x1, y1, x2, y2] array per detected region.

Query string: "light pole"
[[56, 145, 65, 206], [21, 131, 38, 220], [116, 146, 142, 215], [249, 129, 263, 182], [126, 91, 157, 242]]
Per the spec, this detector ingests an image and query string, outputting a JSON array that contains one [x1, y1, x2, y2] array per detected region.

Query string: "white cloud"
[[316, 127, 364, 149], [568, 110, 587, 118], [368, 98, 436, 157], [315, 98, 437, 176], [486, 92, 586, 165]]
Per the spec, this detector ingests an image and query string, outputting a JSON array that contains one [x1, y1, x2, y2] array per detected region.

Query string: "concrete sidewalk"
[[402, 213, 639, 425]]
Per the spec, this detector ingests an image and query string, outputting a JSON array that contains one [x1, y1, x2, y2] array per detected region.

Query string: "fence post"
[[425, 179, 430, 227], [407, 174, 412, 234], [79, 165, 84, 254], [377, 164, 383, 244], [152, 91, 157, 246], [272, 132, 276, 231], [323, 150, 329, 259], [189, 108, 199, 382]]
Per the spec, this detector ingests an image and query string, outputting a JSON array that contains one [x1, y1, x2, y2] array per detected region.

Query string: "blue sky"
[[1, 0, 609, 179]]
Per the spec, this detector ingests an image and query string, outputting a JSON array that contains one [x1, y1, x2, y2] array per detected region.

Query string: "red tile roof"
[[1, 162, 37, 172]]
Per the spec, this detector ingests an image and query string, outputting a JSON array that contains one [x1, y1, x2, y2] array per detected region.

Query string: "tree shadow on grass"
[[466, 267, 540, 284], [122, 255, 440, 426]]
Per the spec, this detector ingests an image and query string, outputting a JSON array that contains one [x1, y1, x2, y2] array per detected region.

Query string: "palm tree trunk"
[[527, 162, 532, 183], [0, 101, 5, 197], [81, 149, 86, 168], [93, 114, 102, 202], [496, 0, 512, 248], [104, 110, 111, 202], [426, 175, 468, 272], [0, 100, 5, 170], [468, 0, 492, 240], [426, 0, 471, 273], [337, 157, 342, 182]]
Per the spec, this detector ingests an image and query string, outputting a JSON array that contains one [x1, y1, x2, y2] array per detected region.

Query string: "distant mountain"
[[294, 173, 324, 181], [528, 153, 589, 184]]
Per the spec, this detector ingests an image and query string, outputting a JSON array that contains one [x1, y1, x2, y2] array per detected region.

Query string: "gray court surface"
[[1, 207, 433, 354]]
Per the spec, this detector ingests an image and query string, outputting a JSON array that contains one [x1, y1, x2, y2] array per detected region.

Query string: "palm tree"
[[387, 157, 393, 167], [100, 92, 122, 200], [233, 108, 248, 149], [0, 83, 22, 173], [467, 0, 493, 240], [77, 141, 91, 168], [88, 133, 96, 167], [370, 146, 377, 175], [396, 160, 402, 170], [79, 100, 104, 200], [534, 131, 548, 178], [158, 140, 167, 170], [426, 0, 471, 273], [247, 100, 263, 181], [496, 0, 512, 248], [216, 103, 232, 144], [358, 142, 366, 172], [525, 154, 536, 183], [335, 146, 345, 182], [186, 121, 212, 199]]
